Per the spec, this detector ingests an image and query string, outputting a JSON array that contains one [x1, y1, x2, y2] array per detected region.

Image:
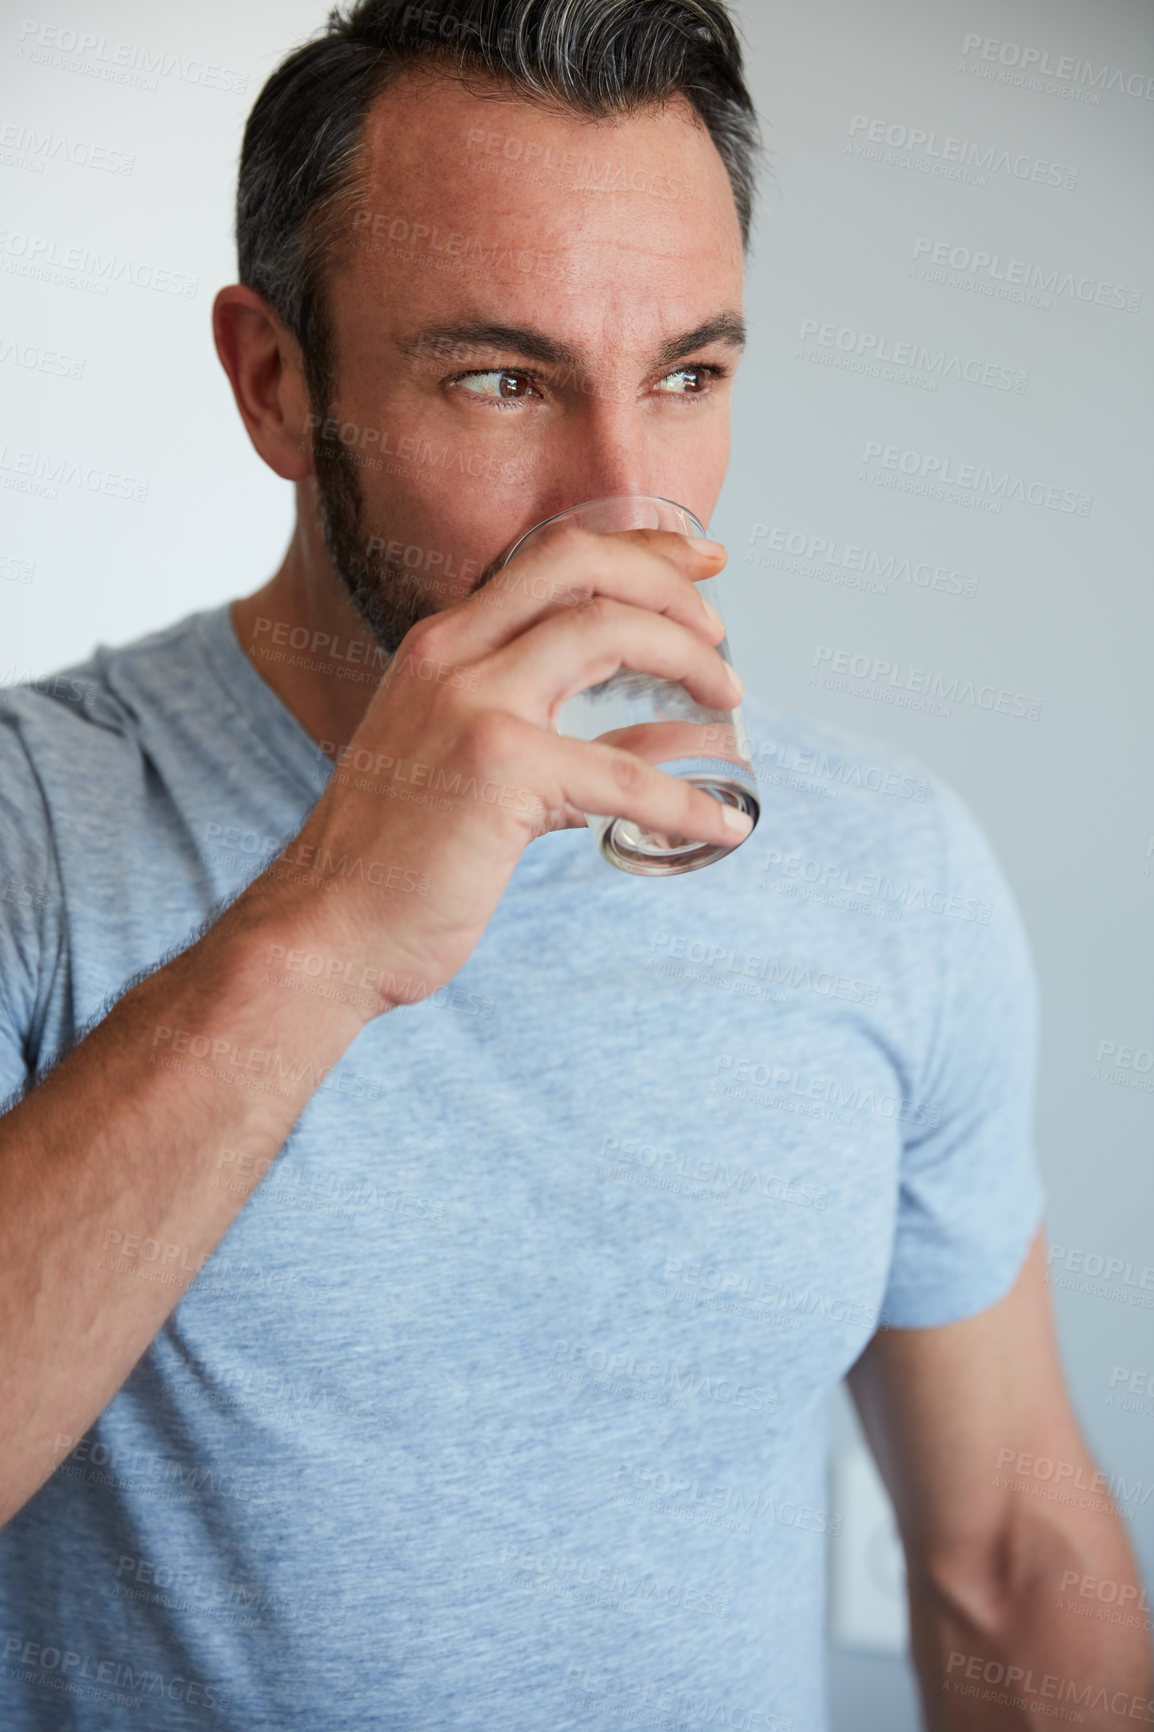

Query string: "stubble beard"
[[310, 420, 435, 660], [310, 407, 500, 661]]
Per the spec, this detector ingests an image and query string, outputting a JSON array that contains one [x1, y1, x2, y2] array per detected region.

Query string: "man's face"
[[308, 68, 745, 654]]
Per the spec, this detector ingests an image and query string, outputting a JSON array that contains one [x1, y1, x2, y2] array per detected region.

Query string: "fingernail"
[[727, 665, 745, 698], [722, 807, 754, 837], [687, 536, 725, 557], [701, 596, 724, 632]]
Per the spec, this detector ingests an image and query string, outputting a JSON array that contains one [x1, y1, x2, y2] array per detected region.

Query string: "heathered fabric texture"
[[0, 603, 1045, 1730]]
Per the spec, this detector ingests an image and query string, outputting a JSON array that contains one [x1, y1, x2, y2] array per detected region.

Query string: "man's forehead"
[[354, 66, 741, 263], [343, 68, 742, 357]]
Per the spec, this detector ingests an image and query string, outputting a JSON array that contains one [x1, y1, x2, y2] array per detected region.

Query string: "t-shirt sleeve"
[[877, 780, 1047, 1329], [0, 703, 65, 1110]]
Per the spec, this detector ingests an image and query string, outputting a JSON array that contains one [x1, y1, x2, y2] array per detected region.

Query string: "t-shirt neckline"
[[192, 598, 593, 886], [194, 601, 335, 802]]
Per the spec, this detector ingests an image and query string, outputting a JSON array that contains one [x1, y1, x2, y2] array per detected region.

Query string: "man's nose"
[[543, 406, 651, 511]]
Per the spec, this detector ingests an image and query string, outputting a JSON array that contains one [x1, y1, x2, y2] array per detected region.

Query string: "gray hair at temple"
[[235, 0, 764, 399]]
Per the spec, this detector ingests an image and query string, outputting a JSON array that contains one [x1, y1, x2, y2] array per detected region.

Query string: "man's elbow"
[[907, 1496, 1145, 1643]]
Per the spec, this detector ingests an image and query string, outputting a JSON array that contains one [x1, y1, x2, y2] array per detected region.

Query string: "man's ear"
[[212, 285, 315, 481]]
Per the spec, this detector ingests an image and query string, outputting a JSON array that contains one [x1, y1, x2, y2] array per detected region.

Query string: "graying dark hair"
[[236, 0, 763, 396]]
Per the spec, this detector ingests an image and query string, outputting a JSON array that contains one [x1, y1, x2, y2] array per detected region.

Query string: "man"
[[0, 0, 1148, 1726]]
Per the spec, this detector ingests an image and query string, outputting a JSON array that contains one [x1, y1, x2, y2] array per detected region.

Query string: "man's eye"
[[454, 369, 539, 400], [652, 366, 714, 395]]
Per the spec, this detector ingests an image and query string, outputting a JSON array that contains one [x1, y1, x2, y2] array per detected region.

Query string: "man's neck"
[[230, 532, 386, 753]]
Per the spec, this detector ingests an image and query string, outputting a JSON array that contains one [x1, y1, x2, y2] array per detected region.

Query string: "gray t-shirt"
[[0, 603, 1044, 1731]]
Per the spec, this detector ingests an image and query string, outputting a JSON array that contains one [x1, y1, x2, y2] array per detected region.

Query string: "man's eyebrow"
[[654, 314, 746, 367], [399, 313, 746, 370], [400, 322, 580, 367]]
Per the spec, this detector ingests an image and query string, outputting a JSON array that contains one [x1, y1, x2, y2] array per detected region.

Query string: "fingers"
[[541, 730, 754, 850], [429, 526, 727, 664], [476, 593, 743, 726]]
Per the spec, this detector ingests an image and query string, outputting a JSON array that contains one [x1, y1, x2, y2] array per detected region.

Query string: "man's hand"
[[849, 1231, 1153, 1729], [257, 524, 748, 1017], [0, 523, 745, 1526]]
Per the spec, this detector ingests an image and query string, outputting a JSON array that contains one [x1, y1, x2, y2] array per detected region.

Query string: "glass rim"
[[499, 493, 707, 569]]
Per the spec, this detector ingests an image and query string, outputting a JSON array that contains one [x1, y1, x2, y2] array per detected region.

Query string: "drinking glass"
[[499, 494, 759, 876]]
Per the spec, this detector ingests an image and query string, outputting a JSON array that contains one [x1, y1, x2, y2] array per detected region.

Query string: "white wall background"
[[3, 3, 1152, 1725]]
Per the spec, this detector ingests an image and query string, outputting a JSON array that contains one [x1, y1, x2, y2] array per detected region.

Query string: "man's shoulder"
[[741, 691, 941, 838], [0, 606, 222, 748], [0, 606, 238, 886], [740, 693, 1020, 950]]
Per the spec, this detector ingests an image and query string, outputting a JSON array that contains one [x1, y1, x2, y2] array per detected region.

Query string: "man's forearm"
[[912, 1514, 1154, 1730], [0, 877, 386, 1526]]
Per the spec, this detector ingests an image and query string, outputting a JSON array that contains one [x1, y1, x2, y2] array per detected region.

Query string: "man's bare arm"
[[0, 877, 379, 1525], [848, 1232, 1153, 1730]]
